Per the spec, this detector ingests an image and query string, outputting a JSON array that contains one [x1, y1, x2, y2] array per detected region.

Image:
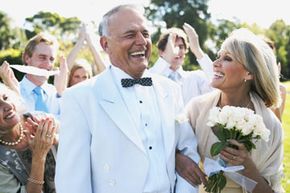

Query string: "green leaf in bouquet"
[[244, 140, 256, 151], [215, 125, 227, 142], [204, 173, 218, 193], [233, 129, 242, 139], [204, 171, 226, 193], [222, 127, 231, 140], [210, 142, 226, 156], [217, 172, 227, 191]]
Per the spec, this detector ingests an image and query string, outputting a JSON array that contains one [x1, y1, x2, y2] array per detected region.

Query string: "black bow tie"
[[121, 77, 153, 87]]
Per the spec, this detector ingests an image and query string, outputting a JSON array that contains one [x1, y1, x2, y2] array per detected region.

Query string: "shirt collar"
[[156, 57, 186, 78], [110, 64, 152, 85], [22, 75, 50, 94]]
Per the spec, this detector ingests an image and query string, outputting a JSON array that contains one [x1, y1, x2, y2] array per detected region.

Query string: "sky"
[[1, 0, 290, 29], [208, 0, 290, 28]]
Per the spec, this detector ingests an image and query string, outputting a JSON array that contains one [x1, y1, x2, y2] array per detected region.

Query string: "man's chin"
[[29, 74, 49, 83], [37, 75, 49, 79]]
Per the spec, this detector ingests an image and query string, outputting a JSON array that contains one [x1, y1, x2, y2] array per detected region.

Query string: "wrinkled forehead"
[[108, 8, 150, 34]]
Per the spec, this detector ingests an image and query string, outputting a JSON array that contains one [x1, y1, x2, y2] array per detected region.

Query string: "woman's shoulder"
[[251, 93, 283, 136]]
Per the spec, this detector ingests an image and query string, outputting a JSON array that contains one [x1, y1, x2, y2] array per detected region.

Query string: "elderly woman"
[[0, 83, 57, 193], [176, 28, 284, 193]]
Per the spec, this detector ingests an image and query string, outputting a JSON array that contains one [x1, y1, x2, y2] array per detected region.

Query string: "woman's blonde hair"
[[220, 28, 280, 107], [68, 59, 93, 87]]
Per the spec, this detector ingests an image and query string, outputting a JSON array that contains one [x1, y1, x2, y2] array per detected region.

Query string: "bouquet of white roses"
[[204, 105, 270, 193]]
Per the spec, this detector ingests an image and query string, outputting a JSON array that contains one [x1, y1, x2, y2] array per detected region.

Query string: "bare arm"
[[66, 25, 86, 70], [183, 23, 205, 59], [25, 117, 56, 193], [279, 83, 287, 118], [53, 56, 69, 96], [85, 28, 106, 74], [183, 23, 214, 79]]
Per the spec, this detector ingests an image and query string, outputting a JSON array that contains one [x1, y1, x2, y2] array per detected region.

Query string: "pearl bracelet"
[[27, 177, 44, 185]]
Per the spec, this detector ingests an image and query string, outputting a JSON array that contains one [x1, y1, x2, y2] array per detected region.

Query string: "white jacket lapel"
[[98, 70, 146, 154]]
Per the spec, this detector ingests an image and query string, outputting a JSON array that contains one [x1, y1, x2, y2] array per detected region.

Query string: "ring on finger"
[[46, 134, 52, 138]]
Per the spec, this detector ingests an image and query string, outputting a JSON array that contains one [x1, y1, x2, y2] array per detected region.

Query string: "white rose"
[[218, 106, 232, 125], [207, 107, 221, 126], [239, 115, 256, 135]]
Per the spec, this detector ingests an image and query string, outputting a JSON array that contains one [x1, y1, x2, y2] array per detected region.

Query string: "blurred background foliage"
[[0, 0, 290, 81]]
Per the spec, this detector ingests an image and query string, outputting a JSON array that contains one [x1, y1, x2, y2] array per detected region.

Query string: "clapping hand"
[[29, 117, 56, 158]]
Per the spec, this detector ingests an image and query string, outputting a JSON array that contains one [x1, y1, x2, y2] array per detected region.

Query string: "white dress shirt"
[[111, 66, 170, 193], [150, 57, 213, 104], [19, 76, 61, 118]]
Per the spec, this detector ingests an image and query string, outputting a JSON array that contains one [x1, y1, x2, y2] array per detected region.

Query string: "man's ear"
[[23, 54, 30, 66], [100, 36, 109, 53]]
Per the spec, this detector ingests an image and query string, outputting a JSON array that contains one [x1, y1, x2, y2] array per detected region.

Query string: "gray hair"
[[98, 4, 145, 36], [220, 28, 280, 107]]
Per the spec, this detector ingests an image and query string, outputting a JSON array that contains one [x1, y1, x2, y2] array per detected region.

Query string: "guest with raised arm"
[[66, 24, 106, 87], [150, 26, 213, 104]]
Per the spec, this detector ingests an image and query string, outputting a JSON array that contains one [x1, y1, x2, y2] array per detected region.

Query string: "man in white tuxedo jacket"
[[56, 4, 200, 193]]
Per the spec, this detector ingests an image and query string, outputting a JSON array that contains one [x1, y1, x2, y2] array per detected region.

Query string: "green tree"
[[0, 11, 24, 50], [24, 11, 81, 38], [24, 11, 82, 66], [266, 20, 290, 79]]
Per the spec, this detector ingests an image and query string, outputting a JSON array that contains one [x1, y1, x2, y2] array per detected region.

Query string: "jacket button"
[[103, 163, 111, 172]]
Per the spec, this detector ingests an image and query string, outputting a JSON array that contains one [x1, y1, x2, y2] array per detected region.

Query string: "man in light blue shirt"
[[20, 33, 61, 117]]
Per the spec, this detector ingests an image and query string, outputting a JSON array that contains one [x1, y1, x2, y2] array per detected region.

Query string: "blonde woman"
[[176, 28, 284, 193]]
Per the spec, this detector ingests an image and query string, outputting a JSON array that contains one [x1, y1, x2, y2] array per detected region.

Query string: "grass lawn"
[[282, 81, 290, 192]]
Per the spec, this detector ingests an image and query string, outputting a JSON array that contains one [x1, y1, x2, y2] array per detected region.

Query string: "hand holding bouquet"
[[204, 105, 270, 193]]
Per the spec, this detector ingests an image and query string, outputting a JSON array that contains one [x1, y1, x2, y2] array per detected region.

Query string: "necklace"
[[0, 123, 25, 146], [218, 99, 252, 109]]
